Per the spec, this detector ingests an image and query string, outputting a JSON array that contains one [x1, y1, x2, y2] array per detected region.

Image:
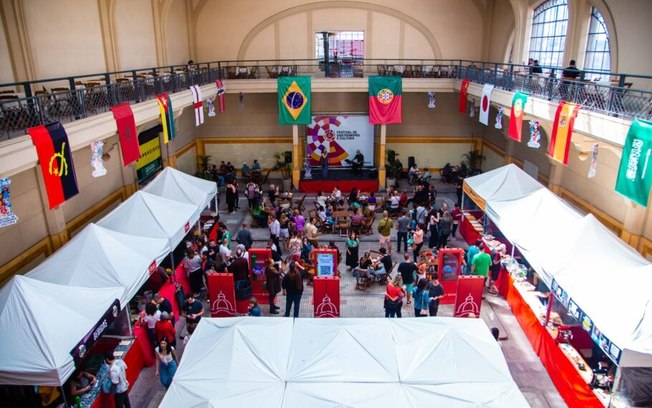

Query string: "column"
[[292, 125, 301, 188], [621, 202, 647, 249], [378, 125, 387, 189]]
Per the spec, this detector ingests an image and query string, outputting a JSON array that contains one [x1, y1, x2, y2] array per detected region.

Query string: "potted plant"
[[461, 149, 485, 176], [385, 149, 402, 189], [195, 155, 212, 180], [273, 151, 293, 191]]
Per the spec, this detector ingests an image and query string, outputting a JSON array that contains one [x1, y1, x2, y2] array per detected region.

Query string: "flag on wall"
[[479, 84, 494, 125], [0, 178, 19, 228], [28, 122, 79, 209], [368, 76, 402, 124], [459, 79, 470, 113], [615, 119, 652, 207], [216, 79, 226, 112], [156, 93, 176, 143], [278, 76, 311, 124], [110, 104, 141, 166], [547, 101, 580, 165], [508, 91, 528, 142], [190, 85, 204, 126], [90, 141, 107, 177]]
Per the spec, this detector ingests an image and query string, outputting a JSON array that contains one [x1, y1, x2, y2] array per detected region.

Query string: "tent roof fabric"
[[160, 317, 528, 408], [0, 276, 123, 386], [464, 164, 543, 204], [26, 224, 169, 305]]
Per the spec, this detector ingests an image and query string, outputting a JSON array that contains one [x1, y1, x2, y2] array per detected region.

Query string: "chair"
[[293, 195, 307, 213], [260, 169, 273, 186], [337, 219, 350, 238], [350, 217, 363, 235]]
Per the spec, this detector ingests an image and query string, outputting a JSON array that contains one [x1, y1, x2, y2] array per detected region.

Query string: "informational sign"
[[437, 248, 464, 305], [313, 276, 340, 318], [70, 299, 120, 366], [314, 249, 337, 277], [454, 276, 484, 318], [306, 115, 374, 167], [206, 273, 236, 317], [135, 126, 162, 184]]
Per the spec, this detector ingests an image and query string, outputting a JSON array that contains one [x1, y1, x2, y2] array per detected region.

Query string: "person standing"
[[396, 210, 410, 254], [377, 210, 394, 253], [345, 231, 360, 271], [451, 202, 462, 238], [225, 181, 237, 213], [268, 214, 282, 256], [384, 275, 406, 318], [437, 211, 452, 249], [103, 352, 131, 408], [427, 208, 439, 249], [320, 148, 329, 179], [155, 311, 176, 348], [411, 278, 430, 317], [471, 246, 492, 293], [282, 262, 305, 318], [397, 254, 417, 306], [288, 230, 303, 261], [304, 217, 321, 248], [183, 249, 203, 298], [154, 337, 178, 389], [264, 258, 281, 314], [181, 293, 204, 335], [234, 222, 253, 250], [411, 224, 424, 261], [427, 273, 445, 316]]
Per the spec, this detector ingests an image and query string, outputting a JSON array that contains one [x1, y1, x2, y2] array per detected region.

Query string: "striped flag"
[[156, 93, 176, 143], [190, 85, 204, 126], [216, 79, 225, 112], [28, 122, 79, 209], [548, 102, 580, 165], [479, 83, 494, 125], [368, 76, 402, 124]]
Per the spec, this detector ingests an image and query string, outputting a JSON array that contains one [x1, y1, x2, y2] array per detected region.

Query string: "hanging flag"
[[588, 143, 599, 178], [495, 107, 504, 129], [0, 178, 19, 228], [459, 79, 470, 113], [548, 101, 581, 165], [28, 122, 79, 209], [508, 91, 528, 142], [469, 99, 476, 118], [427, 91, 436, 109], [368, 76, 402, 124], [615, 119, 652, 207], [479, 84, 494, 125], [527, 120, 541, 148], [278, 76, 311, 124], [90, 141, 107, 177], [216, 79, 226, 112], [110, 104, 140, 166], [156, 93, 176, 143], [190, 85, 204, 127], [207, 96, 216, 117]]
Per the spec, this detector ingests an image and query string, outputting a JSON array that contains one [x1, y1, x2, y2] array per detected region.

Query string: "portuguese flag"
[[369, 76, 402, 124], [28, 122, 79, 209], [156, 93, 176, 143], [278, 76, 311, 124]]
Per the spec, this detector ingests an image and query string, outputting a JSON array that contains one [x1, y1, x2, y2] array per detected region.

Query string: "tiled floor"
[[128, 180, 567, 408]]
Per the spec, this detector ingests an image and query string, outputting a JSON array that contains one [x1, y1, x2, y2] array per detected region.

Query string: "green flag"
[[278, 76, 311, 124], [615, 119, 652, 206]]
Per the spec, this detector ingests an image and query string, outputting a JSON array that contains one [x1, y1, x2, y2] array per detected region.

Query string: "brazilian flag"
[[278, 76, 311, 124]]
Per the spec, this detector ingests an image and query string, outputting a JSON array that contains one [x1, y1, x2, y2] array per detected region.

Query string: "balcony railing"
[[0, 59, 650, 141]]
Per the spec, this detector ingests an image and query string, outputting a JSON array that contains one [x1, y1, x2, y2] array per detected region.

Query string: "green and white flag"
[[615, 119, 652, 206]]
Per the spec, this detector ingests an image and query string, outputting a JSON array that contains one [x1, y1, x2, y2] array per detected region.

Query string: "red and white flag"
[[190, 85, 204, 126], [216, 79, 226, 112], [479, 83, 494, 126]]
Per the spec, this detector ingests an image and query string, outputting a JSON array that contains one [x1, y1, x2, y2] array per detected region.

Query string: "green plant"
[[273, 151, 292, 179], [195, 155, 212, 180], [385, 149, 402, 178], [461, 149, 485, 170]]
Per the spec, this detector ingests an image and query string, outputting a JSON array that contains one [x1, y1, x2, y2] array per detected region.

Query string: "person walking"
[[264, 258, 282, 314], [396, 210, 410, 254], [103, 352, 131, 408], [377, 210, 394, 253], [282, 262, 305, 318], [427, 273, 445, 316], [397, 254, 417, 306], [345, 231, 360, 271], [154, 337, 178, 389]]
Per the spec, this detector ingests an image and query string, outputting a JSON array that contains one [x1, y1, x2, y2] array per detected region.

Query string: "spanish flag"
[[156, 93, 176, 143], [278, 76, 311, 124], [459, 79, 470, 113], [28, 122, 79, 209], [548, 102, 580, 165]]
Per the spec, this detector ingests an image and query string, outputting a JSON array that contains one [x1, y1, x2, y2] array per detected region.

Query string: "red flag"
[[110, 104, 141, 166], [216, 79, 226, 112], [508, 91, 528, 142], [458, 79, 470, 113], [548, 102, 581, 165], [368, 76, 402, 124], [28, 122, 79, 209]]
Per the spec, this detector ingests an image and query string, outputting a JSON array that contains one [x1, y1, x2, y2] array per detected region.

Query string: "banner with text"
[[306, 115, 374, 167]]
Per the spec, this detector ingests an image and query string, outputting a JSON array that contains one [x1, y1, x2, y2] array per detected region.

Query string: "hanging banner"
[[216, 79, 226, 112], [459, 79, 470, 113], [278, 76, 311, 124], [615, 119, 652, 206], [206, 273, 236, 317], [135, 126, 163, 184], [527, 120, 541, 148], [207, 96, 216, 117], [495, 106, 503, 129], [479, 83, 494, 125], [427, 91, 436, 109], [156, 93, 177, 143], [189, 85, 204, 127], [0, 178, 19, 228], [90, 141, 107, 177], [454, 275, 485, 317], [70, 299, 120, 367], [306, 115, 374, 167], [313, 276, 340, 318], [548, 101, 581, 165], [368, 76, 402, 124], [110, 104, 141, 166], [28, 122, 79, 209], [508, 91, 528, 142], [588, 143, 599, 178]]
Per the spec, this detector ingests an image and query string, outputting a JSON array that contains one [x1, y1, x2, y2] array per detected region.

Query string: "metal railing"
[[1, 59, 650, 141]]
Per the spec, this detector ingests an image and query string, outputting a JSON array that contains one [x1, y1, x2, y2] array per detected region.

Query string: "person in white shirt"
[[219, 238, 231, 260], [103, 352, 131, 407], [268, 214, 282, 255]]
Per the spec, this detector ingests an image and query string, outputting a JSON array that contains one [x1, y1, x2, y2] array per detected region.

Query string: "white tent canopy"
[[160, 317, 528, 408], [98, 190, 197, 252], [463, 163, 544, 208], [142, 167, 217, 221], [0, 276, 123, 386], [26, 224, 169, 305]]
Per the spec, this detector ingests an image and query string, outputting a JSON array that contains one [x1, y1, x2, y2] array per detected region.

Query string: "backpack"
[[101, 372, 117, 394]]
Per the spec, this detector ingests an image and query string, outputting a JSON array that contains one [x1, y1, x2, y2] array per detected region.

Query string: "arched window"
[[584, 7, 611, 79], [528, 0, 568, 68]]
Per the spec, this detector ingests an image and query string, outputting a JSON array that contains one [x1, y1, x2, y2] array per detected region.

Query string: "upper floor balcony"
[[0, 59, 650, 142]]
